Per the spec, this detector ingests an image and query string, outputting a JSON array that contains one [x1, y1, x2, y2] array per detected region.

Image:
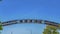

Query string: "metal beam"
[[1, 19, 60, 28]]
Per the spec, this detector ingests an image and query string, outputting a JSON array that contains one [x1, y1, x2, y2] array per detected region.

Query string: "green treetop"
[[43, 25, 59, 34], [0, 21, 3, 30]]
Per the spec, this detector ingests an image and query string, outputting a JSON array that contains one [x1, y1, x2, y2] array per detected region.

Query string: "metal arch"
[[1, 19, 60, 28]]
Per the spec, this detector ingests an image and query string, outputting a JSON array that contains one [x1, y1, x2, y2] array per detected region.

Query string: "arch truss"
[[1, 19, 60, 28]]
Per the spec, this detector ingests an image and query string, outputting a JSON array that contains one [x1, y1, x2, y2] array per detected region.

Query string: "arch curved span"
[[1, 19, 60, 27]]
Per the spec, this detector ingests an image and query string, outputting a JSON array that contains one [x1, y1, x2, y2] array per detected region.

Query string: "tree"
[[0, 21, 3, 34], [0, 21, 3, 30], [43, 25, 59, 34]]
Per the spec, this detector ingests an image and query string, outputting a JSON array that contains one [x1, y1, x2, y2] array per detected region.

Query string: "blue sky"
[[0, 0, 60, 34]]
